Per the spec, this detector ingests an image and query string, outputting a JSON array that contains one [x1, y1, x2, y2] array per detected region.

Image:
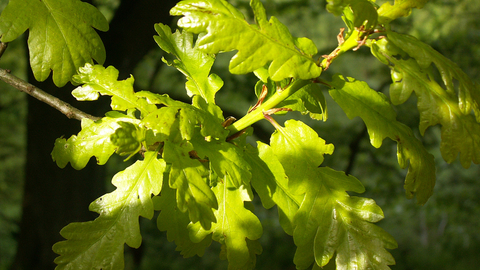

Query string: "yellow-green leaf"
[[328, 75, 436, 204], [53, 152, 166, 270], [0, 0, 108, 86], [171, 0, 322, 81]]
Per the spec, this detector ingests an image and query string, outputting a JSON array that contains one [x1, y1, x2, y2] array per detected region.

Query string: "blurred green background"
[[1, 0, 479, 269]]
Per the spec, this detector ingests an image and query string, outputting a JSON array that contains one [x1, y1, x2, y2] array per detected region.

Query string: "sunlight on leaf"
[[188, 181, 263, 270], [53, 152, 166, 270], [154, 23, 224, 105], [163, 139, 218, 230], [371, 34, 480, 168], [154, 180, 213, 258], [192, 136, 252, 188], [328, 75, 436, 204], [51, 112, 139, 170], [387, 31, 480, 121], [270, 120, 335, 194], [0, 0, 108, 86], [268, 119, 396, 270], [377, 0, 429, 24], [171, 0, 322, 81], [72, 64, 157, 117], [244, 143, 303, 235]]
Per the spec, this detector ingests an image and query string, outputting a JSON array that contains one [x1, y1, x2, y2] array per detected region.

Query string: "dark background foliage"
[[0, 0, 479, 269]]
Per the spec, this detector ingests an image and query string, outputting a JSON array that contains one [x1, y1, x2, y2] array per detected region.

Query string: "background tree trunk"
[[10, 1, 177, 269]]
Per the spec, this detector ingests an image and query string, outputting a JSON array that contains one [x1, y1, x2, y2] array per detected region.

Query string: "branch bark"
[[0, 41, 8, 58], [0, 68, 99, 121]]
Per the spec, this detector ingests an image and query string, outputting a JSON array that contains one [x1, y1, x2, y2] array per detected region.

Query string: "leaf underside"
[[371, 32, 480, 169], [328, 75, 436, 204]]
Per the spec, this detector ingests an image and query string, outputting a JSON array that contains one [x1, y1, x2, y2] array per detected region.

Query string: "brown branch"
[[0, 42, 8, 59], [0, 68, 100, 121]]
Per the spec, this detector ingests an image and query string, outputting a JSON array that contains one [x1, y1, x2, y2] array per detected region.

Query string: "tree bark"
[[10, 1, 177, 269]]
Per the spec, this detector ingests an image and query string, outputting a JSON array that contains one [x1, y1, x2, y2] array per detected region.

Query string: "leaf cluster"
[[2, 0, 479, 269], [370, 32, 480, 168]]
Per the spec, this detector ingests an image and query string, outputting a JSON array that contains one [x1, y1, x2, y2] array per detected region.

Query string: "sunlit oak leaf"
[[377, 0, 429, 24], [142, 106, 227, 144], [53, 217, 126, 270], [53, 152, 166, 270], [163, 140, 218, 230], [326, 0, 352, 16], [153, 180, 213, 258], [280, 82, 328, 121], [269, 120, 362, 196], [51, 113, 139, 170], [334, 197, 398, 270], [291, 168, 397, 270], [340, 0, 378, 32], [72, 64, 157, 116], [175, 104, 228, 141], [0, 0, 108, 87], [191, 136, 252, 188], [135, 91, 187, 107], [138, 93, 227, 140], [371, 36, 480, 169], [154, 23, 224, 104], [216, 239, 262, 270], [386, 31, 480, 121], [188, 182, 263, 270], [192, 95, 225, 126], [268, 120, 396, 269], [142, 107, 179, 142], [254, 78, 327, 121], [171, 0, 322, 81], [135, 93, 191, 142], [269, 119, 335, 194], [244, 143, 303, 235], [328, 75, 436, 204]]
